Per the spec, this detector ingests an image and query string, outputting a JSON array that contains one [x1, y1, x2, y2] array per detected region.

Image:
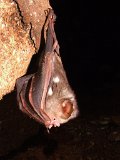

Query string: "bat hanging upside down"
[[16, 9, 79, 129]]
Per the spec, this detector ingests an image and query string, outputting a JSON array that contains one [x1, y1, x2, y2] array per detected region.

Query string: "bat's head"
[[43, 53, 79, 129], [45, 88, 78, 129]]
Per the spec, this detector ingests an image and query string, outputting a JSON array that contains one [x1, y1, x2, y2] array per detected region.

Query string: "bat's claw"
[[45, 119, 60, 129]]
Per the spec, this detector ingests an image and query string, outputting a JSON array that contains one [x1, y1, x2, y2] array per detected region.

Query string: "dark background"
[[0, 0, 120, 160], [50, 0, 120, 115]]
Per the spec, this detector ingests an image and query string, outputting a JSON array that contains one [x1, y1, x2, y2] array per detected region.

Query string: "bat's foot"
[[45, 119, 60, 129]]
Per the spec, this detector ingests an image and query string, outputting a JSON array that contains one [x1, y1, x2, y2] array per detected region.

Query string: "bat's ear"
[[61, 100, 74, 119]]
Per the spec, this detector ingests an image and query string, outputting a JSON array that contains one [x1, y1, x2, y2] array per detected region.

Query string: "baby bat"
[[16, 9, 79, 129]]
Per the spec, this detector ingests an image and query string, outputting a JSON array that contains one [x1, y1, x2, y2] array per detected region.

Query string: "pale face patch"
[[53, 76, 60, 83]]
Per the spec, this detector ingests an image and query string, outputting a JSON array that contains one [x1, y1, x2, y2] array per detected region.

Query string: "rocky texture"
[[0, 0, 51, 156], [0, 0, 35, 99], [0, 0, 50, 99], [15, 0, 51, 51]]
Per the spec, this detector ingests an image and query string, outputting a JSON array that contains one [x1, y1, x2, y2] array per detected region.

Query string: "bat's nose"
[[61, 100, 74, 119]]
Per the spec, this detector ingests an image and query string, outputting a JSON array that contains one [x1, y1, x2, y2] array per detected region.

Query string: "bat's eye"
[[61, 100, 74, 119]]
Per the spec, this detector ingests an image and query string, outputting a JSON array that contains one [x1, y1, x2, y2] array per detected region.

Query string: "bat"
[[16, 9, 79, 129]]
